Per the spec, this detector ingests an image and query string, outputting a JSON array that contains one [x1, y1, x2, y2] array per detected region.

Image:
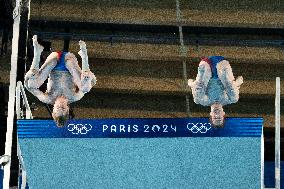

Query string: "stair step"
[[47, 40, 284, 64]]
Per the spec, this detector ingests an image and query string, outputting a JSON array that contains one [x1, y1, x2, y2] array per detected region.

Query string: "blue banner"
[[17, 117, 263, 138]]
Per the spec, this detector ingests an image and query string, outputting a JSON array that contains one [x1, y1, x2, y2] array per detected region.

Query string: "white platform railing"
[[16, 81, 33, 120], [275, 77, 281, 189], [16, 81, 32, 189], [3, 0, 22, 188], [265, 77, 282, 189]]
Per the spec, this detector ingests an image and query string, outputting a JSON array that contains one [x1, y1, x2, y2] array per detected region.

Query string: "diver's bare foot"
[[32, 35, 44, 55], [188, 79, 195, 87], [78, 40, 87, 57]]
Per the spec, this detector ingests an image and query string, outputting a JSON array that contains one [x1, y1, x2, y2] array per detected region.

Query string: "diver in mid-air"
[[25, 35, 96, 127], [188, 56, 243, 127]]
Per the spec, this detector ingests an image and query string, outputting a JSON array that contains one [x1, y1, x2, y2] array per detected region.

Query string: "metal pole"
[[16, 0, 31, 83], [3, 0, 22, 188], [16, 84, 21, 119], [175, 0, 190, 116], [261, 127, 264, 189], [275, 77, 280, 189]]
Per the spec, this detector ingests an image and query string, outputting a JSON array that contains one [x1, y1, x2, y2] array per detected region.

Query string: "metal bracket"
[[0, 155, 10, 167], [13, 0, 21, 19], [12, 6, 19, 19]]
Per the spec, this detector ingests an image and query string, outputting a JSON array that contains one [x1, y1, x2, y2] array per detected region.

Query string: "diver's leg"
[[188, 60, 212, 105], [189, 60, 212, 88], [29, 35, 43, 71], [65, 50, 96, 93], [217, 60, 243, 103], [196, 60, 212, 86], [217, 60, 235, 85], [25, 36, 57, 89], [78, 41, 96, 92], [25, 52, 58, 89], [64, 52, 82, 87]]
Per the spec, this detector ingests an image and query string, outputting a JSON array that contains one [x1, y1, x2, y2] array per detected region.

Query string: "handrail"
[[16, 81, 33, 120], [16, 81, 32, 189]]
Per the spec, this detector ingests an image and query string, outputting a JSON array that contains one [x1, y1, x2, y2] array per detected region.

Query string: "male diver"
[[188, 56, 243, 127], [24, 35, 96, 127]]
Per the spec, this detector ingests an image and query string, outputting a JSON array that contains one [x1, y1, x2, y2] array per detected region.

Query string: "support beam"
[[3, 0, 21, 187], [275, 77, 281, 189], [16, 0, 31, 83], [30, 30, 284, 48], [176, 0, 190, 116]]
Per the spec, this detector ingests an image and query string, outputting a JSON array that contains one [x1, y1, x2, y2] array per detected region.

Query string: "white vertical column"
[[175, 0, 190, 116], [16, 84, 21, 119], [275, 77, 280, 189], [3, 0, 22, 188], [261, 127, 264, 189]]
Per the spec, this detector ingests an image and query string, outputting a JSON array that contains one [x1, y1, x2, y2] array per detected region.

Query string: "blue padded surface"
[[18, 118, 263, 138], [0, 168, 3, 189], [18, 118, 263, 189]]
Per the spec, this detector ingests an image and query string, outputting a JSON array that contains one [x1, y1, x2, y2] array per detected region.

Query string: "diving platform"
[[18, 117, 263, 189]]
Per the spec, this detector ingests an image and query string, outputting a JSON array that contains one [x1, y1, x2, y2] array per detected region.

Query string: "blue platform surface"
[[18, 117, 263, 138], [0, 168, 3, 189], [18, 118, 263, 189]]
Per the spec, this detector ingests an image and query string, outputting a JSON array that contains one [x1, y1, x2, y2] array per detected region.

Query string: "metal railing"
[[2, 0, 22, 188], [264, 77, 281, 189], [16, 81, 32, 189], [16, 81, 33, 120]]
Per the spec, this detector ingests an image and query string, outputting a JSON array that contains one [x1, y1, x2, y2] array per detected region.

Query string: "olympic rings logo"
[[186, 123, 211, 134], [67, 124, 92, 135]]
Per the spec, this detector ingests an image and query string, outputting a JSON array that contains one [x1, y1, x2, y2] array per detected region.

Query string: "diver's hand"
[[188, 79, 195, 87], [235, 76, 243, 86]]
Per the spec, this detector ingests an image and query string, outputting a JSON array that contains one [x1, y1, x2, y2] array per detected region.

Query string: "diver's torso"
[[46, 70, 78, 103], [207, 78, 227, 105]]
